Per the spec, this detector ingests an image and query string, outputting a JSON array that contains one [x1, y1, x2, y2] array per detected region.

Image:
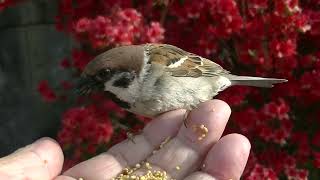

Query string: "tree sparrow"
[[78, 43, 287, 118]]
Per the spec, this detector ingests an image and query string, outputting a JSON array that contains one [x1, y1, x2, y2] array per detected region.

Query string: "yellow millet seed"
[[145, 162, 152, 169], [175, 166, 180, 170], [114, 165, 171, 180], [192, 124, 209, 141], [160, 137, 171, 148], [135, 163, 141, 168]]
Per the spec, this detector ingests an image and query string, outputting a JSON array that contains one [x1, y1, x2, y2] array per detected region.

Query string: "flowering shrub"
[[0, 0, 23, 11], [2, 0, 320, 179]]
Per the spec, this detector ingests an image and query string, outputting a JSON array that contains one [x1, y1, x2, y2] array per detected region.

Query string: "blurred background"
[[0, 0, 320, 179], [0, 0, 72, 156]]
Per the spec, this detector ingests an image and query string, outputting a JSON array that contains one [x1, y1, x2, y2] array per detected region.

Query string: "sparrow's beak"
[[76, 76, 103, 95]]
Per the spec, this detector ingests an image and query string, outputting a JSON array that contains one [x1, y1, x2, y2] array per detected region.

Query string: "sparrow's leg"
[[126, 129, 143, 144], [111, 119, 137, 143], [126, 132, 136, 144], [127, 127, 144, 144]]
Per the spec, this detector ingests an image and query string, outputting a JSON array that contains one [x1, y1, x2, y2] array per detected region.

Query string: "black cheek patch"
[[112, 72, 135, 88], [105, 92, 131, 109]]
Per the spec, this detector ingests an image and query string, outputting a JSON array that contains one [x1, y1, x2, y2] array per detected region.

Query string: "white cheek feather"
[[104, 74, 141, 104], [168, 56, 188, 68]]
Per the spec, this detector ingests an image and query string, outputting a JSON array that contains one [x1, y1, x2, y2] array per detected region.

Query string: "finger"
[[202, 134, 251, 180], [54, 175, 77, 180], [147, 100, 231, 179], [0, 171, 10, 179], [63, 109, 186, 180], [63, 152, 126, 179], [108, 109, 186, 164], [184, 172, 215, 180], [0, 137, 64, 180]]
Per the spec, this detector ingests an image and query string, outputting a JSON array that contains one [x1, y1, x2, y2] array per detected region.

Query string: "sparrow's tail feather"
[[225, 75, 287, 88]]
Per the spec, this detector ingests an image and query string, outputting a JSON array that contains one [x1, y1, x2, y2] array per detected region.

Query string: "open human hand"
[[0, 100, 250, 180]]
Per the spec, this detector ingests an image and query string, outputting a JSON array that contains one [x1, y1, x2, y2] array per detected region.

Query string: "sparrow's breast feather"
[[131, 71, 231, 117]]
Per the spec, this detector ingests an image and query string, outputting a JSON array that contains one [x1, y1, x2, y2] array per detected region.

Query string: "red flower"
[[274, 0, 300, 16], [72, 8, 164, 48], [299, 70, 320, 105], [218, 86, 251, 106], [102, 100, 127, 118], [292, 132, 311, 161], [0, 0, 21, 11], [58, 105, 114, 155], [307, 10, 320, 36], [75, 17, 91, 33], [72, 49, 92, 71], [233, 107, 258, 133], [247, 0, 268, 17], [312, 132, 320, 147], [269, 39, 297, 58], [208, 0, 243, 38], [37, 80, 57, 102], [261, 99, 290, 120], [285, 167, 308, 180], [144, 22, 165, 43], [60, 80, 73, 90], [247, 164, 278, 180], [314, 152, 320, 168], [59, 58, 71, 69]]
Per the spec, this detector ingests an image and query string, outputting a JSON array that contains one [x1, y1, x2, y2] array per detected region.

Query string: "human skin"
[[0, 100, 251, 180]]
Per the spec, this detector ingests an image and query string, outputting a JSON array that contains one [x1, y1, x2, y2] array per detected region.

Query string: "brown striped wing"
[[147, 44, 230, 77]]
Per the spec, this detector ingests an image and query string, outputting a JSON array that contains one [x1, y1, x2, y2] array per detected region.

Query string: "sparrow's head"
[[77, 45, 145, 95]]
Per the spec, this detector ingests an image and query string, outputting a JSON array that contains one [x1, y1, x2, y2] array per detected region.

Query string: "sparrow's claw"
[[184, 105, 198, 127], [183, 110, 191, 128], [126, 132, 136, 144], [126, 129, 143, 144], [111, 119, 138, 143]]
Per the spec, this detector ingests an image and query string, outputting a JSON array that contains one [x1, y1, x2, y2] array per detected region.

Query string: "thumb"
[[0, 137, 64, 180]]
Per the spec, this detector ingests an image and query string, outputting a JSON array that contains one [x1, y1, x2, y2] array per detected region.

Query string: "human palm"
[[0, 100, 250, 180]]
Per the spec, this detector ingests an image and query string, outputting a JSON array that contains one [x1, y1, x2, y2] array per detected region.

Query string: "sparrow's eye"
[[95, 69, 112, 81]]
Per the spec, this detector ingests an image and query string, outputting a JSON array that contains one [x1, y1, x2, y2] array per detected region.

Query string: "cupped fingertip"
[[221, 133, 250, 146], [0, 172, 10, 179], [177, 99, 231, 150], [32, 137, 64, 178], [230, 133, 251, 153], [197, 99, 231, 115], [54, 175, 77, 180], [204, 133, 251, 180]]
